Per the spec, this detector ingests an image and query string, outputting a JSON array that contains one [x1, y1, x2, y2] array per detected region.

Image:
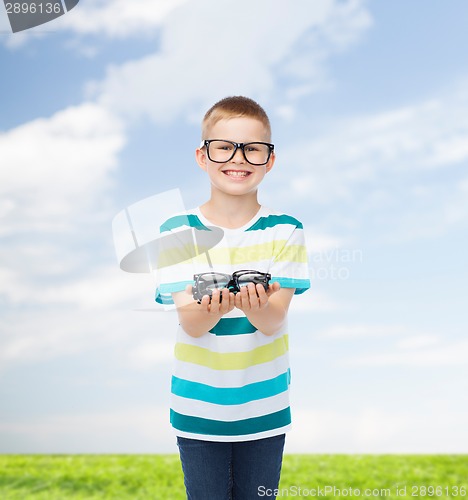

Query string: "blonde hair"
[[202, 96, 271, 141]]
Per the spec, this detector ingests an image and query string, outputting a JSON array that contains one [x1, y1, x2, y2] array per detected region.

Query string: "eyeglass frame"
[[200, 139, 275, 166], [192, 269, 272, 303]]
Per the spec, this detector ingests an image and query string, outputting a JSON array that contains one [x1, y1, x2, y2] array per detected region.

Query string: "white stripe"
[[173, 424, 292, 442], [175, 326, 288, 352], [171, 391, 290, 421]]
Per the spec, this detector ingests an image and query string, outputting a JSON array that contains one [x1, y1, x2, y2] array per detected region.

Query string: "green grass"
[[0, 455, 466, 499]]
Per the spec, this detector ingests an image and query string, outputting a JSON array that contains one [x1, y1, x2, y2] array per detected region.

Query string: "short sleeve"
[[154, 215, 198, 306], [269, 219, 310, 295]]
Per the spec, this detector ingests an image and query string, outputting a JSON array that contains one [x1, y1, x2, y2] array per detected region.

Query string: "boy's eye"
[[216, 143, 234, 151]]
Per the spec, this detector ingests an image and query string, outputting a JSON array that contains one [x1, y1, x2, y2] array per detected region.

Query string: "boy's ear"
[[195, 147, 208, 171], [265, 151, 276, 174]]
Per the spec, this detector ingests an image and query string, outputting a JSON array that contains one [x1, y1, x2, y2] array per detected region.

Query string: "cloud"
[[0, 405, 177, 453], [0, 101, 179, 371], [85, 0, 372, 125], [318, 324, 408, 338], [59, 0, 189, 38], [344, 339, 468, 367], [0, 305, 175, 366], [0, 102, 126, 235], [280, 83, 468, 204], [0, 0, 189, 48], [287, 406, 468, 453], [290, 290, 339, 313]]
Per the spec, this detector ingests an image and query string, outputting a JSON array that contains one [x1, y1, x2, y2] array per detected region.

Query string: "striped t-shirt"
[[155, 206, 310, 442]]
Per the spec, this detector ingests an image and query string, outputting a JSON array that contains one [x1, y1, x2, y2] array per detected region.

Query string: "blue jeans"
[[176, 434, 285, 499]]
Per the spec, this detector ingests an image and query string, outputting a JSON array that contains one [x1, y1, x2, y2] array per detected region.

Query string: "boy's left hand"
[[234, 281, 281, 312]]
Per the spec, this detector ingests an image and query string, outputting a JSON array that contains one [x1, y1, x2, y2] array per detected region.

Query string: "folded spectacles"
[[192, 270, 271, 303]]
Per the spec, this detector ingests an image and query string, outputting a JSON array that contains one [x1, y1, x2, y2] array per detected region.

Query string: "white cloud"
[[59, 0, 189, 38], [287, 406, 468, 453], [85, 0, 371, 125], [0, 405, 177, 453], [396, 334, 440, 350], [344, 339, 468, 367], [280, 85, 468, 205], [0, 0, 189, 48], [318, 323, 408, 338], [0, 304, 177, 370], [0, 102, 126, 234], [289, 289, 339, 313], [304, 227, 345, 253]]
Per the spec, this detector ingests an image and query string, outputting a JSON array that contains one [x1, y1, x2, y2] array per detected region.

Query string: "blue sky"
[[1, 0, 467, 454]]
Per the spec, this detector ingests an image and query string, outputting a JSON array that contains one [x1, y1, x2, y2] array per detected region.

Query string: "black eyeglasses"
[[192, 270, 271, 303], [201, 139, 274, 166]]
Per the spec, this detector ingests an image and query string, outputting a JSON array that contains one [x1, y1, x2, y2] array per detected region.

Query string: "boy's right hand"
[[185, 284, 235, 316]]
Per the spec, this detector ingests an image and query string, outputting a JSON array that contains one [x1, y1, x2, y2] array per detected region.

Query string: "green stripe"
[[175, 335, 289, 370], [160, 214, 210, 233], [171, 371, 289, 405], [246, 214, 303, 231], [170, 407, 291, 436], [209, 317, 257, 336]]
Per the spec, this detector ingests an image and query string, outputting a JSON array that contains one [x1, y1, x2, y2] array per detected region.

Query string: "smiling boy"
[[155, 96, 310, 499]]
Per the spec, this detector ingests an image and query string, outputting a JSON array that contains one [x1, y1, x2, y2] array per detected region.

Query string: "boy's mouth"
[[222, 170, 252, 178]]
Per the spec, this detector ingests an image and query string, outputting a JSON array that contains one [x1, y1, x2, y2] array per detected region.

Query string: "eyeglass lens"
[[207, 141, 271, 165]]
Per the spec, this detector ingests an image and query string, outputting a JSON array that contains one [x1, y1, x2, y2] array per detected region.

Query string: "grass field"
[[0, 454, 466, 499]]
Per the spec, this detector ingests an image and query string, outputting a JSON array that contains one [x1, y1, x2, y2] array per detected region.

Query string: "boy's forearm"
[[244, 301, 287, 336], [177, 308, 221, 337]]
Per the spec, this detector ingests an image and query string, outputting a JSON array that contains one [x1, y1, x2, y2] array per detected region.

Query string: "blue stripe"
[[170, 407, 291, 436], [246, 214, 303, 231], [172, 371, 289, 405], [155, 280, 192, 304], [155, 293, 174, 305], [271, 277, 311, 294], [160, 214, 210, 233], [209, 317, 257, 335]]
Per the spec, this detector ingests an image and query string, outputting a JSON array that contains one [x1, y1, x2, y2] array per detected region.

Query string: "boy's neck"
[[200, 191, 261, 229]]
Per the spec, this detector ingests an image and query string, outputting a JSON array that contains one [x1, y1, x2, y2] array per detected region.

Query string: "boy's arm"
[[172, 285, 235, 338], [235, 282, 295, 336]]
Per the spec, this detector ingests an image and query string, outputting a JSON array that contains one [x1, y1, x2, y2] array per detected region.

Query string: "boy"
[[155, 96, 310, 499]]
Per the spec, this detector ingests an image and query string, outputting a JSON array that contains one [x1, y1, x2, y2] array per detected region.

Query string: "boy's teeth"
[[225, 170, 249, 177]]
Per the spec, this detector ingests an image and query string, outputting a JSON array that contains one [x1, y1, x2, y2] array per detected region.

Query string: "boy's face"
[[196, 117, 275, 198]]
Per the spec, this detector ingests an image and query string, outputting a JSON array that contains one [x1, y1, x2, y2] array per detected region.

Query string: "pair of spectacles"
[[192, 270, 271, 303], [201, 139, 274, 166]]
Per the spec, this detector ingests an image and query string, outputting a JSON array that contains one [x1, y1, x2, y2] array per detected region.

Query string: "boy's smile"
[[221, 168, 253, 180]]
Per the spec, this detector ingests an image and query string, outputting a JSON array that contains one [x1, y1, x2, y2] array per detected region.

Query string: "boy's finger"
[[256, 283, 268, 306], [220, 288, 230, 312], [200, 294, 211, 310], [229, 292, 235, 309], [210, 289, 220, 310], [267, 281, 280, 296], [247, 283, 259, 308]]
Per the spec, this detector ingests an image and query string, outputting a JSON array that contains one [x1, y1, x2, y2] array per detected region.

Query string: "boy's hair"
[[202, 96, 271, 141]]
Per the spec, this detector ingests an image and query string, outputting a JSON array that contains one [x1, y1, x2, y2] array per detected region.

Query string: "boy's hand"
[[234, 281, 281, 312], [185, 284, 235, 316]]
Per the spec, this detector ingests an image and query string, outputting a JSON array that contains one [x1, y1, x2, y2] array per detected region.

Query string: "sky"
[[0, 0, 467, 454]]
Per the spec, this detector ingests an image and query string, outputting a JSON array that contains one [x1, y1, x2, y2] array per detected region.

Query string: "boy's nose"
[[231, 146, 245, 163]]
